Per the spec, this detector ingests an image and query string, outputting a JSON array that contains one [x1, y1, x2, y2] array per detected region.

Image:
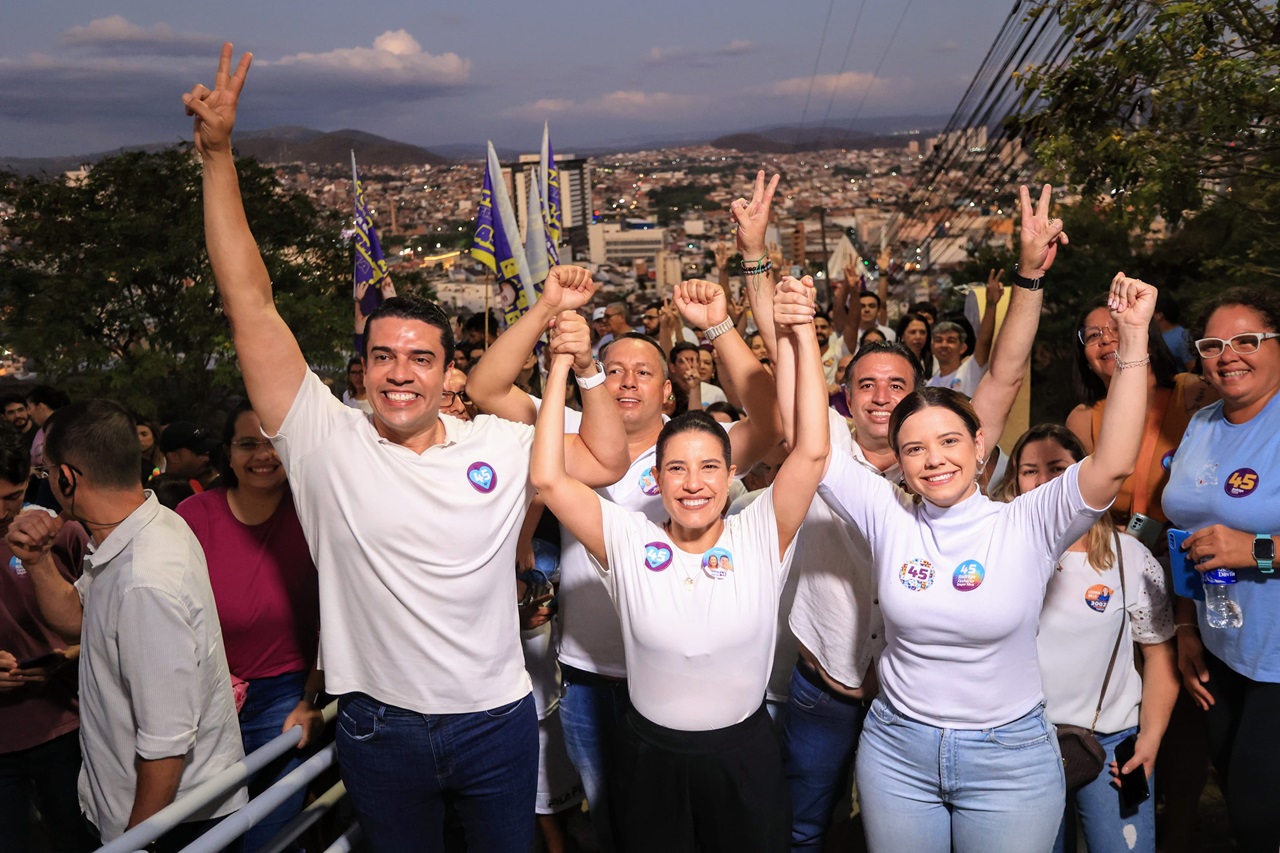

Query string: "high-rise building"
[[503, 154, 593, 259]]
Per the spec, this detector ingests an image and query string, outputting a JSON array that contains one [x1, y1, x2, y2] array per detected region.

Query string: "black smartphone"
[[1114, 734, 1150, 810], [17, 651, 61, 670]]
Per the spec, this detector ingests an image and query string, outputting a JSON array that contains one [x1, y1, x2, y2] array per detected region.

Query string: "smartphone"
[[1126, 513, 1162, 550], [1167, 528, 1204, 601], [17, 651, 61, 670], [1114, 734, 1150, 811]]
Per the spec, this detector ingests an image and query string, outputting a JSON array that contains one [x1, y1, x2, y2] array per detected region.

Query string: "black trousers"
[[610, 704, 789, 853], [1204, 650, 1280, 853]]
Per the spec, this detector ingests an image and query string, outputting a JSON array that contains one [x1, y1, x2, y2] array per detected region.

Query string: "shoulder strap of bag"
[[1090, 531, 1128, 732]]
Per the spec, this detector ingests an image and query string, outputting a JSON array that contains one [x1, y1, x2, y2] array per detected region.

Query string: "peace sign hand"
[[1017, 183, 1068, 278], [183, 43, 253, 158], [730, 170, 780, 258]]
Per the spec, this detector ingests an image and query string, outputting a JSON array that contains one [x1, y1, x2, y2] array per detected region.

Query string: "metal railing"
[[95, 700, 356, 853]]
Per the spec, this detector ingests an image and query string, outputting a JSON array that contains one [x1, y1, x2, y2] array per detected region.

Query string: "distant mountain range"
[[0, 114, 951, 176]]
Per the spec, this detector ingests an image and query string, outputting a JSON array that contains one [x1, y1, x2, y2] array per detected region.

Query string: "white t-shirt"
[[1039, 534, 1174, 733], [270, 371, 534, 714], [700, 382, 728, 406], [593, 488, 797, 730], [789, 408, 898, 692], [927, 356, 986, 398], [341, 390, 374, 414], [555, 413, 735, 679], [819, 454, 1107, 728]]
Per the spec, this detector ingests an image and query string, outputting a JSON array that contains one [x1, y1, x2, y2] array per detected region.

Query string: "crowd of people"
[[1, 41, 1278, 853]]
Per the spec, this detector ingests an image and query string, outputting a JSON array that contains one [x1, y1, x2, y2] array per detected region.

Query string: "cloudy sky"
[[0, 0, 1018, 158]]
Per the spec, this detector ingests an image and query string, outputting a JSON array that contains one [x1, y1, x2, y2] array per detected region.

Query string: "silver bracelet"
[[703, 317, 735, 342], [1115, 354, 1150, 371]]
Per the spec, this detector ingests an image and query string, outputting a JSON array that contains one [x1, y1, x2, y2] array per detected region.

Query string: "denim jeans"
[[780, 662, 866, 851], [856, 697, 1065, 853], [1053, 726, 1154, 853], [239, 670, 309, 852], [0, 730, 98, 853], [335, 691, 537, 853], [558, 668, 631, 853]]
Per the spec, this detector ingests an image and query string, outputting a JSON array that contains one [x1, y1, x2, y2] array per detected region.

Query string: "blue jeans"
[[239, 670, 309, 852], [558, 668, 631, 853], [0, 730, 98, 853], [1053, 726, 1154, 853], [336, 691, 537, 853], [780, 663, 866, 851], [856, 697, 1065, 853]]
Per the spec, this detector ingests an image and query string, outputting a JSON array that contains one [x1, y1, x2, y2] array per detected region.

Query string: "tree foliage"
[[1016, 0, 1279, 228], [0, 147, 351, 421]]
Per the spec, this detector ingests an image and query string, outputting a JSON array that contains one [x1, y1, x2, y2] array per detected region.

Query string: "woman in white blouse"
[[531, 277, 829, 852], [996, 423, 1178, 853]]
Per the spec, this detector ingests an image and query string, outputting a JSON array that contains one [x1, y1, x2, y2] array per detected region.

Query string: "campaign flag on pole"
[[471, 142, 536, 326], [525, 167, 558, 284], [352, 151, 395, 352], [541, 122, 562, 245]]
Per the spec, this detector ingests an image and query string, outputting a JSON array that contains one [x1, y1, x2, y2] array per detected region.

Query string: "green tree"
[[0, 147, 350, 421], [1013, 0, 1280, 284]]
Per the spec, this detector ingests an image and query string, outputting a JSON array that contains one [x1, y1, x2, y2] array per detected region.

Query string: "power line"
[[794, 0, 838, 147]]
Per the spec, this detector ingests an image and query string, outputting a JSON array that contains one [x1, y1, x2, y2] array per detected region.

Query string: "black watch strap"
[[1011, 265, 1043, 290]]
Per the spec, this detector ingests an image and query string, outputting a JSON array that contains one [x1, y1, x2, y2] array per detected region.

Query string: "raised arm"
[[770, 276, 830, 556], [549, 310, 628, 487], [6, 512, 82, 642], [467, 265, 597, 424], [185, 44, 307, 434], [971, 184, 1067, 451], [732, 171, 781, 360], [971, 269, 1003, 369], [1077, 274, 1155, 508], [675, 279, 781, 469], [530, 351, 607, 565]]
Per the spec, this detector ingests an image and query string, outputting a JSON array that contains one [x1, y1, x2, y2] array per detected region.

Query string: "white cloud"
[[507, 90, 708, 120], [752, 71, 889, 100], [269, 30, 470, 86], [59, 16, 222, 56], [646, 40, 757, 65]]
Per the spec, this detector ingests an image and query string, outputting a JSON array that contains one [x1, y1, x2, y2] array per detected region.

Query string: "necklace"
[[664, 520, 698, 591]]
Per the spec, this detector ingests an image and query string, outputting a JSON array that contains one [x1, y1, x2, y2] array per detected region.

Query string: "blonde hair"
[[992, 423, 1114, 573]]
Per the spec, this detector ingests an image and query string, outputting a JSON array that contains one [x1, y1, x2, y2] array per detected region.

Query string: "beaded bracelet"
[[1115, 354, 1151, 371], [741, 260, 773, 276]]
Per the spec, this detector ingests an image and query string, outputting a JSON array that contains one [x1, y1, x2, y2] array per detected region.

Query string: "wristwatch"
[[1253, 534, 1274, 573], [574, 360, 606, 390], [703, 317, 735, 342], [1010, 264, 1043, 291]]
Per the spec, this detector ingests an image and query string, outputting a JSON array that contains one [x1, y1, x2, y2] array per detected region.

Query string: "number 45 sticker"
[[1225, 468, 1259, 498]]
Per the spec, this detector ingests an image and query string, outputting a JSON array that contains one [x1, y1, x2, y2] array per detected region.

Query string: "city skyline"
[[0, 0, 1019, 158]]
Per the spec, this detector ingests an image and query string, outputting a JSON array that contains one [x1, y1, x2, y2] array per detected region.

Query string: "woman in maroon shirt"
[[176, 400, 322, 852]]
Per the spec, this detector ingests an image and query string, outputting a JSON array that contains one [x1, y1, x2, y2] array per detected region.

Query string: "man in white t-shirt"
[[187, 47, 628, 853], [926, 274, 1003, 398], [468, 278, 780, 852]]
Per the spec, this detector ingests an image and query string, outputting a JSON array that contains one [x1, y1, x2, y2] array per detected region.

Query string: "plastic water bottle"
[[1203, 568, 1244, 629]]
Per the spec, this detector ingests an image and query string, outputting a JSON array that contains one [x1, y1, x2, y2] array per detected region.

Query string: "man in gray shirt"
[[8, 400, 246, 847]]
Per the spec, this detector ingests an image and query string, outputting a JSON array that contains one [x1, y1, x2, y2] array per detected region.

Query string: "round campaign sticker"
[[1085, 583, 1113, 613], [466, 461, 497, 494], [643, 542, 673, 572], [8, 555, 25, 577], [701, 547, 734, 579], [638, 466, 660, 497], [1223, 467, 1259, 498], [1161, 450, 1175, 472], [899, 558, 935, 592], [952, 559, 984, 592]]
